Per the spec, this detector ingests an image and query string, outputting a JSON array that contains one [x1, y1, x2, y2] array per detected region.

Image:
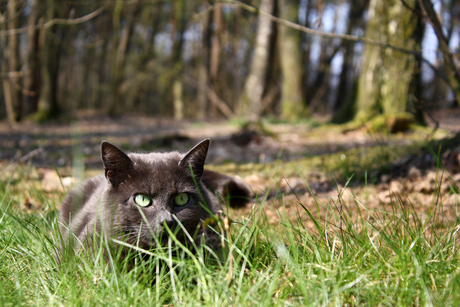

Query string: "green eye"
[[134, 194, 151, 207], [174, 193, 189, 207]]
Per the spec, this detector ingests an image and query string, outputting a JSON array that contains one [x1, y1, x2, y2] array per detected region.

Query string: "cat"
[[58, 138, 252, 258]]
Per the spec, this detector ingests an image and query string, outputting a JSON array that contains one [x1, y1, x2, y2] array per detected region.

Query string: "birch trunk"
[[239, 0, 274, 120]]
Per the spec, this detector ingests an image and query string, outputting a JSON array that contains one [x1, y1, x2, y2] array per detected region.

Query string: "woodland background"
[[0, 0, 459, 128]]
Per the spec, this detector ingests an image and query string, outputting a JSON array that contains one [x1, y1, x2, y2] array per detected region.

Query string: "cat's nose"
[[157, 211, 176, 230], [163, 219, 176, 230]]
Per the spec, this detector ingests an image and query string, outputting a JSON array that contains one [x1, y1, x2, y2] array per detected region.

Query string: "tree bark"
[[196, 5, 212, 120], [170, 0, 186, 119], [5, 0, 20, 121], [239, 0, 274, 120], [37, 0, 67, 120], [332, 0, 369, 123], [334, 0, 368, 112], [354, 0, 421, 122], [0, 11, 16, 126], [109, 0, 138, 114], [210, 4, 222, 81], [22, 0, 41, 117], [278, 0, 306, 120]]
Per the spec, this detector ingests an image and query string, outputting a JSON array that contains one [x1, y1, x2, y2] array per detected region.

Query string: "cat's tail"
[[202, 170, 253, 208]]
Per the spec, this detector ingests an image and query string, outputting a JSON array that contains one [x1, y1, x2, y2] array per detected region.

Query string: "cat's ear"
[[101, 141, 134, 187], [178, 138, 210, 179]]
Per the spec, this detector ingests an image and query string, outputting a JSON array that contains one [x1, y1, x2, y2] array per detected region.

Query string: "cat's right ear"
[[101, 141, 134, 187], [178, 138, 210, 179]]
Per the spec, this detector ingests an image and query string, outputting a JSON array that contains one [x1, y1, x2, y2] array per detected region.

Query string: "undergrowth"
[[1, 165, 460, 306]]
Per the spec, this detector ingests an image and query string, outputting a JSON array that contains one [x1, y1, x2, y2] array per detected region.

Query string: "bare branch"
[[0, 69, 28, 79], [206, 85, 235, 119], [417, 0, 460, 76], [0, 6, 106, 37]]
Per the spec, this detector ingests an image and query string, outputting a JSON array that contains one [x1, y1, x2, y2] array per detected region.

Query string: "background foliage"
[[0, 0, 458, 125]]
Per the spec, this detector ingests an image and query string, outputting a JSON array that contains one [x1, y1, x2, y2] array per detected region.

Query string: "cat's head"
[[100, 139, 215, 248]]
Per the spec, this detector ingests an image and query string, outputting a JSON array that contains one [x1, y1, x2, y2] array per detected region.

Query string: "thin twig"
[[206, 85, 235, 119], [0, 68, 28, 79], [19, 147, 44, 163], [0, 6, 106, 37]]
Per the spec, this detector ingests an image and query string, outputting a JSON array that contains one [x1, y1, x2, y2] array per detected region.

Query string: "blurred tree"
[[109, 0, 138, 114], [354, 0, 422, 128], [2, 0, 21, 124], [23, 0, 41, 117], [240, 0, 274, 121], [196, 4, 212, 120], [37, 0, 68, 120], [0, 0, 457, 124], [419, 0, 460, 106], [332, 0, 369, 123], [0, 9, 16, 126], [278, 0, 306, 120], [171, 0, 186, 120]]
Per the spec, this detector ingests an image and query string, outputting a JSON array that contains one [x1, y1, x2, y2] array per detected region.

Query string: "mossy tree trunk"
[[354, 0, 421, 123], [278, 0, 306, 120]]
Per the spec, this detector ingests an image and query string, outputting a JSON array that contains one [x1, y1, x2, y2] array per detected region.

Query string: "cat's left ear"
[[101, 141, 134, 187], [178, 138, 210, 179]]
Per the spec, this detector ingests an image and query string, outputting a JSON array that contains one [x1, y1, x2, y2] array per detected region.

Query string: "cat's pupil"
[[174, 193, 189, 206], [134, 194, 151, 207]]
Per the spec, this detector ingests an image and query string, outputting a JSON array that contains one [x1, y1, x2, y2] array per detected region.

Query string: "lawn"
[[1, 157, 459, 306]]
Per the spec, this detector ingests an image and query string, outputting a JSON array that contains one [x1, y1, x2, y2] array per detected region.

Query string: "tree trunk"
[[5, 0, 20, 122], [170, 0, 185, 119], [332, 0, 369, 123], [354, 0, 421, 123], [0, 11, 16, 126], [334, 0, 368, 111], [196, 5, 212, 120], [37, 0, 67, 120], [22, 0, 41, 117], [239, 0, 274, 120], [210, 4, 222, 81], [278, 0, 306, 120], [110, 0, 138, 114]]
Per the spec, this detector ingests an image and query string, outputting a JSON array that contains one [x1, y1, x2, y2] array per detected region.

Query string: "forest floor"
[[1, 108, 460, 229]]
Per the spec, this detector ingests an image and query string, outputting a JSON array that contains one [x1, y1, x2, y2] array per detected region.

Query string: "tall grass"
[[1, 168, 459, 306]]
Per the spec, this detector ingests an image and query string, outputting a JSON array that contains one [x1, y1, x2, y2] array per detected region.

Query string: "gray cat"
[[58, 138, 252, 257]]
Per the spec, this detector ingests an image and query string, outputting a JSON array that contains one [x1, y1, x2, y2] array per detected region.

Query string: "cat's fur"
[[58, 139, 252, 256]]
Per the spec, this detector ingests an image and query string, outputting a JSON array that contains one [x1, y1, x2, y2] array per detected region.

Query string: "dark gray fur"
[[59, 139, 252, 254]]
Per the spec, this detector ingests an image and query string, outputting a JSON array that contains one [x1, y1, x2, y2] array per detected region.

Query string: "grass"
[[1, 161, 460, 306], [209, 141, 426, 185]]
